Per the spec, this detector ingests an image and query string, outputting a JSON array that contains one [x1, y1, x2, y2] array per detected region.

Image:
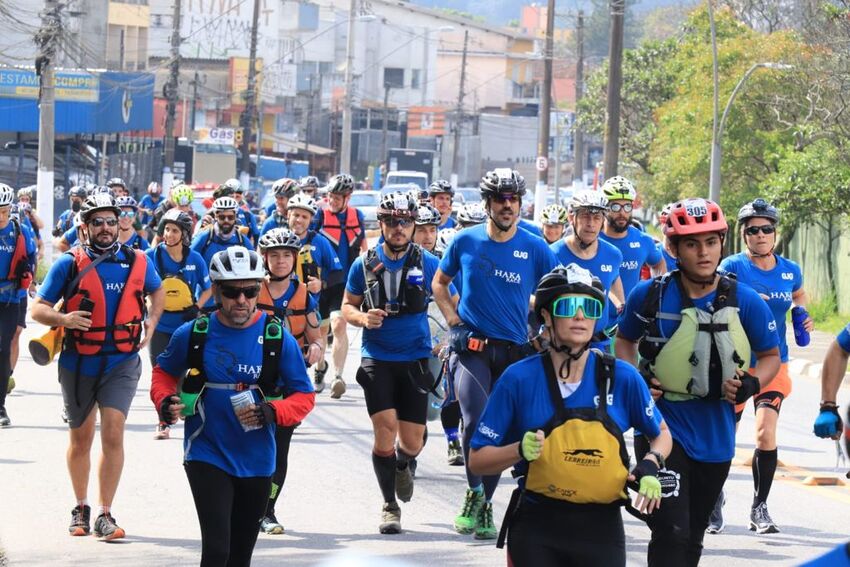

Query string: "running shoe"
[[69, 504, 91, 536], [474, 501, 497, 540], [750, 502, 780, 534], [706, 490, 725, 534], [330, 376, 346, 399], [93, 512, 125, 541], [447, 439, 464, 466], [260, 513, 285, 535], [379, 501, 401, 534], [154, 423, 170, 440], [313, 361, 327, 393], [454, 488, 483, 534], [0, 406, 9, 427], [6, 375, 14, 394], [395, 464, 414, 503]]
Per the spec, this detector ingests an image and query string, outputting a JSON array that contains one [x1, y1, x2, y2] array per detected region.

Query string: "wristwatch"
[[647, 450, 666, 469]]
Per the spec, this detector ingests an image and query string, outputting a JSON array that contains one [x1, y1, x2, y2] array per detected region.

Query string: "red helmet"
[[663, 198, 727, 238]]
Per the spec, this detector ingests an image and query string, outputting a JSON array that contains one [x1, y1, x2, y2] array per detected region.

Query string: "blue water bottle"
[[791, 306, 810, 347]]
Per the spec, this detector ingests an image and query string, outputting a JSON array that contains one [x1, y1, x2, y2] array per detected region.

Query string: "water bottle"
[[791, 306, 810, 347], [407, 267, 424, 287]]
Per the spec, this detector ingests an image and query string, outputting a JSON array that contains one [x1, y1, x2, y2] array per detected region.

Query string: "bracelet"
[[647, 450, 666, 469]]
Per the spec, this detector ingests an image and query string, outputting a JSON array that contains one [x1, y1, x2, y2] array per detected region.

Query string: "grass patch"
[[808, 295, 848, 335]]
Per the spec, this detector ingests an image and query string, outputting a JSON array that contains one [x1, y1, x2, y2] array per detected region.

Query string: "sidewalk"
[[786, 328, 850, 386]]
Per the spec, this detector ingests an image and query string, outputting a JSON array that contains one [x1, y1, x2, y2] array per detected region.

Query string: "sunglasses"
[[216, 215, 237, 223], [219, 284, 261, 300], [492, 194, 519, 204], [609, 203, 633, 213], [382, 217, 413, 228], [744, 225, 776, 236], [550, 296, 604, 320], [89, 217, 118, 228], [119, 211, 136, 218]]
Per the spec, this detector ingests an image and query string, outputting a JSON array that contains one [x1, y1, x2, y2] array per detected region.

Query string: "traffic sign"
[[536, 156, 548, 172]]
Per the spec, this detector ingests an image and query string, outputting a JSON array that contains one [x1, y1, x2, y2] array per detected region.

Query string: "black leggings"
[[440, 401, 461, 431], [148, 329, 173, 367], [184, 460, 271, 567], [266, 425, 296, 516], [0, 303, 18, 408], [635, 437, 731, 567]]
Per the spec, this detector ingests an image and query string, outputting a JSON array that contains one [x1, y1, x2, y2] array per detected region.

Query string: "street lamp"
[[708, 62, 793, 203]]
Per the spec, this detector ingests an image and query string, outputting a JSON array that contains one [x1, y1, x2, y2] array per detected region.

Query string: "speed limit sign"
[[536, 156, 548, 172]]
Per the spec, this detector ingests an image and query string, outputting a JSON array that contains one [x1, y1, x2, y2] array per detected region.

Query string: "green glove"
[[639, 475, 662, 501], [520, 430, 544, 461]]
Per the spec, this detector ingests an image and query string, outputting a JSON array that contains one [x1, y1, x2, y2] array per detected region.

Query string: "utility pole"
[[190, 70, 199, 134], [572, 10, 584, 189], [340, 0, 358, 174], [240, 0, 261, 178], [119, 28, 125, 69], [536, 0, 555, 190], [380, 83, 391, 169], [164, 0, 181, 171], [36, 0, 59, 261], [602, 0, 625, 179], [451, 29, 469, 183]]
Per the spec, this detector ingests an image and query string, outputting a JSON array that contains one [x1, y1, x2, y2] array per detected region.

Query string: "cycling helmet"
[[171, 184, 194, 206], [737, 198, 779, 225], [157, 208, 194, 240], [212, 196, 239, 212], [17, 187, 32, 199], [456, 202, 487, 226], [106, 177, 126, 189], [326, 174, 355, 195], [541, 204, 569, 225], [115, 196, 138, 210], [69, 185, 87, 199], [534, 263, 606, 319], [0, 184, 14, 207], [429, 179, 454, 197], [479, 168, 526, 198], [286, 193, 318, 215], [600, 176, 636, 202], [568, 190, 608, 214], [435, 228, 458, 255], [9, 204, 18, 220], [221, 178, 242, 193], [377, 191, 418, 220], [415, 203, 441, 226], [411, 187, 430, 204], [80, 193, 120, 222], [663, 198, 727, 239], [91, 185, 114, 196], [74, 212, 83, 228], [299, 176, 320, 190], [209, 246, 266, 283], [272, 178, 298, 198], [657, 203, 673, 226], [258, 227, 302, 252], [147, 181, 161, 194]]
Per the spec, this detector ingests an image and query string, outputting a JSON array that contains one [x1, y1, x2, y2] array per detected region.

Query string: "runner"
[[54, 185, 87, 238], [115, 196, 150, 250], [813, 323, 850, 444], [428, 179, 456, 229], [298, 176, 320, 199], [551, 190, 624, 351], [232, 182, 260, 245], [539, 203, 568, 245], [455, 202, 488, 230], [432, 168, 557, 539], [151, 246, 315, 565], [342, 191, 453, 533], [6, 203, 38, 396], [255, 228, 323, 535], [31, 192, 164, 540], [656, 204, 677, 271], [311, 173, 367, 399], [615, 198, 780, 567], [710, 198, 811, 534], [145, 209, 212, 440], [138, 181, 164, 229], [149, 184, 198, 244], [469, 263, 671, 566], [106, 177, 129, 198], [16, 187, 44, 231], [191, 196, 254, 270], [260, 178, 298, 235]]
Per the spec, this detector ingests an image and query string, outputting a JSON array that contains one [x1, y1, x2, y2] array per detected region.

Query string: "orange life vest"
[[6, 219, 32, 291], [64, 246, 148, 356], [257, 279, 310, 351], [319, 207, 363, 263]]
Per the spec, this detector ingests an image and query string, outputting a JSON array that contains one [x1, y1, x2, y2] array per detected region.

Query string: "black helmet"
[[377, 191, 418, 220], [479, 168, 526, 199], [429, 179, 454, 197], [272, 178, 298, 198], [326, 174, 354, 195], [737, 198, 779, 225], [158, 208, 193, 239], [69, 185, 87, 199], [106, 177, 126, 189], [80, 193, 120, 223], [299, 175, 320, 190], [534, 263, 606, 319]]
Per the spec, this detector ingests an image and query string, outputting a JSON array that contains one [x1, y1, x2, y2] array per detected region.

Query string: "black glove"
[[631, 457, 659, 481], [254, 402, 277, 426], [52, 227, 62, 237], [158, 395, 179, 425], [734, 371, 761, 403]]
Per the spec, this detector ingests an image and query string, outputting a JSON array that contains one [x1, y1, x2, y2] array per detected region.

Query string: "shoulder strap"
[[187, 315, 210, 374], [541, 354, 568, 423], [64, 247, 113, 302], [285, 279, 311, 316], [593, 350, 616, 418], [258, 315, 284, 397]]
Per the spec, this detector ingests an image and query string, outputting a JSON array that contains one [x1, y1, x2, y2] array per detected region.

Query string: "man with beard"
[[432, 168, 557, 540], [260, 178, 298, 235], [428, 180, 456, 230], [53, 185, 88, 241], [32, 193, 164, 540]]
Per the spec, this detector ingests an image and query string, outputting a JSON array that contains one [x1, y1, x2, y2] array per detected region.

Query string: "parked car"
[[349, 190, 381, 229]]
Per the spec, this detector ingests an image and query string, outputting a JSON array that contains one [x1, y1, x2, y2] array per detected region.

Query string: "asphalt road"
[[1, 321, 848, 566]]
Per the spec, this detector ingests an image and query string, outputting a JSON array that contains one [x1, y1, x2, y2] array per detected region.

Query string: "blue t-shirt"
[[138, 194, 164, 226], [471, 352, 662, 452], [518, 218, 544, 239], [0, 220, 38, 303], [312, 208, 366, 272], [63, 224, 79, 248], [146, 244, 211, 334], [190, 230, 254, 308], [837, 323, 850, 354], [38, 246, 162, 375], [800, 543, 850, 567], [549, 238, 622, 335], [271, 280, 319, 316], [719, 253, 803, 363], [264, 202, 276, 219], [600, 227, 662, 298], [157, 312, 313, 477], [440, 224, 557, 344], [659, 242, 677, 272], [347, 246, 446, 361], [237, 207, 259, 240], [438, 216, 457, 230], [302, 231, 343, 286], [121, 232, 150, 251], [260, 213, 288, 236], [618, 277, 779, 462]]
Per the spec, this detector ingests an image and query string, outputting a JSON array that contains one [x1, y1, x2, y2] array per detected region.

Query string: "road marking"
[[734, 449, 850, 505]]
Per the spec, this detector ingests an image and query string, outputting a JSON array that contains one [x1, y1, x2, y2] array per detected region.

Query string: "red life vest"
[[6, 219, 32, 291], [319, 206, 363, 262], [64, 246, 148, 356]]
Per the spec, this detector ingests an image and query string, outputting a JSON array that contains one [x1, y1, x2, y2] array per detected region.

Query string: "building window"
[[411, 69, 421, 89], [383, 68, 404, 89]]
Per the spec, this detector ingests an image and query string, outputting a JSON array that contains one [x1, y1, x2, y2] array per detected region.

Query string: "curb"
[[788, 356, 850, 386]]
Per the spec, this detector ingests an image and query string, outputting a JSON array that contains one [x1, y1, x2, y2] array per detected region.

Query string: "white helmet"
[[0, 183, 14, 207], [569, 190, 608, 213], [209, 246, 266, 283], [17, 187, 32, 199], [212, 196, 239, 212], [435, 228, 458, 255], [286, 193, 317, 215]]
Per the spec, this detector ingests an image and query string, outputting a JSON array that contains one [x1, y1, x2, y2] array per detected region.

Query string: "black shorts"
[[319, 283, 344, 323], [735, 390, 786, 422], [16, 295, 26, 328], [355, 357, 430, 424]]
